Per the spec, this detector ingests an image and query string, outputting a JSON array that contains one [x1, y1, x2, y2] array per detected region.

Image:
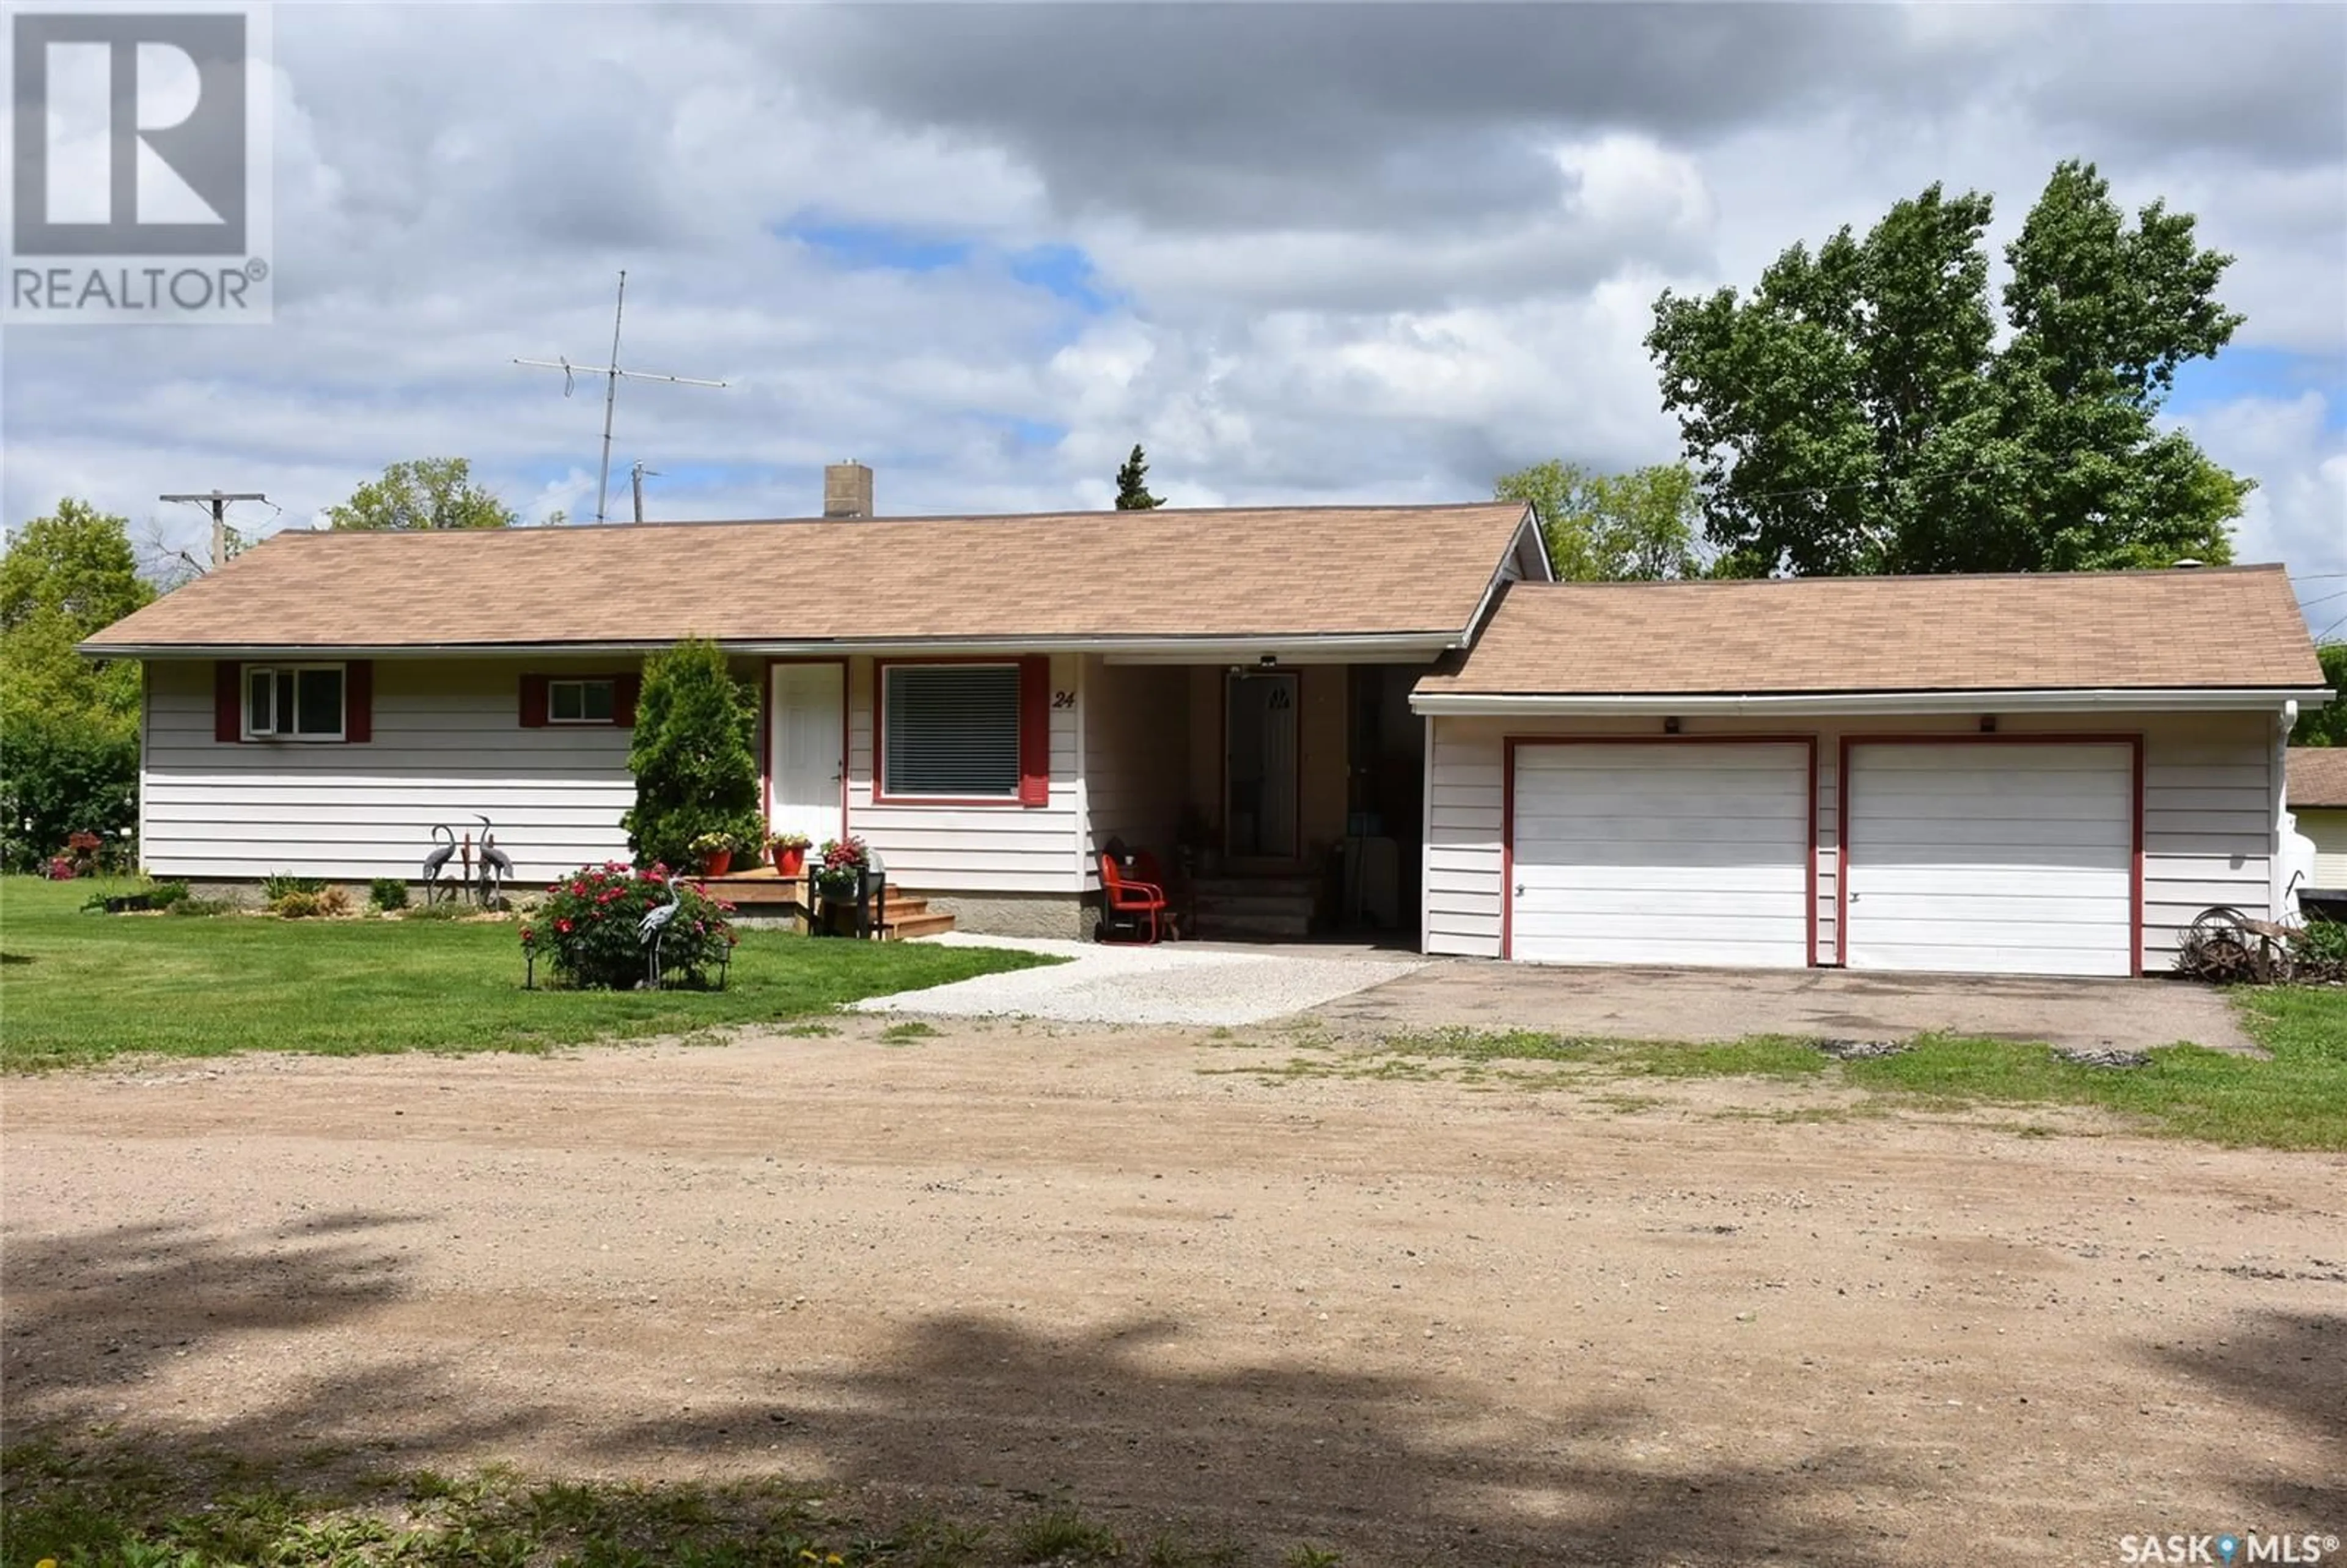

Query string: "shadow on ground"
[[2148, 1309, 2347, 1522], [4, 1216, 1913, 1564]]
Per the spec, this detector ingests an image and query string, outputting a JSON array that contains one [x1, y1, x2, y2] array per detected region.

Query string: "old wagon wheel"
[[2180, 906, 2260, 983]]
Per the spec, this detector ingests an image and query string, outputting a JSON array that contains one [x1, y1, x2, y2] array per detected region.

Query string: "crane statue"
[[474, 815, 515, 906], [421, 824, 458, 904], [637, 871, 684, 989]]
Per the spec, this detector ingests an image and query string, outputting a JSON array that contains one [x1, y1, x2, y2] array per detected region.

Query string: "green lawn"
[[1367, 986, 2347, 1151], [0, 1437, 1276, 1568], [0, 877, 1049, 1069]]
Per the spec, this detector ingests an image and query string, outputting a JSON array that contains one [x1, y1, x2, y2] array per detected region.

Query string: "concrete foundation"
[[181, 877, 512, 912], [920, 891, 1092, 942]]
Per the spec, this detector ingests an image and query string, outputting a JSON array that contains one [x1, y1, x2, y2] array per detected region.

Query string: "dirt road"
[[4, 1017, 2341, 1565]]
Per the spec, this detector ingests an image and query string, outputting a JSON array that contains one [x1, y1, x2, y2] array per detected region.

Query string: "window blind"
[[883, 664, 1020, 797]]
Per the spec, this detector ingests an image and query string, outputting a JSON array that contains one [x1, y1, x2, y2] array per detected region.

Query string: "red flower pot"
[[701, 849, 733, 877], [774, 844, 807, 877]]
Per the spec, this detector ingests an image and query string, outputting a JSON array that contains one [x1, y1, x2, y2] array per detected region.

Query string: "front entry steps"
[[695, 868, 957, 940], [1189, 874, 1317, 940]]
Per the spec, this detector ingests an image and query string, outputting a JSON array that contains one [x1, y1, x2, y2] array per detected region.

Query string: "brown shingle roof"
[[1416, 565, 2326, 697], [2289, 748, 2347, 808], [83, 502, 1533, 652]]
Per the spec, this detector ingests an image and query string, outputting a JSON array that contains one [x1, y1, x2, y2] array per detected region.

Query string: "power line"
[[160, 489, 268, 571]]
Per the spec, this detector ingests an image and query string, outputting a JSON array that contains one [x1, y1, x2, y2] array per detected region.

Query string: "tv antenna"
[[515, 269, 726, 524]]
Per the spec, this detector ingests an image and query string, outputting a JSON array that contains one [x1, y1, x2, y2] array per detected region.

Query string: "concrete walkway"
[[856, 933, 1424, 1027], [1309, 960, 2259, 1053]]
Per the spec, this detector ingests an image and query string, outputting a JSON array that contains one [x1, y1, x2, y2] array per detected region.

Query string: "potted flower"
[[689, 830, 739, 877], [810, 835, 872, 933], [768, 830, 814, 877]]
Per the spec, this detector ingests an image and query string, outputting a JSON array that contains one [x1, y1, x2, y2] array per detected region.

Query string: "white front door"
[[769, 662, 845, 846], [1510, 742, 1812, 968], [1844, 742, 2134, 977]]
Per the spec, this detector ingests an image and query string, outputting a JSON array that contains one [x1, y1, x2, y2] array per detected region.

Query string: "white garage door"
[[1844, 742, 2134, 977], [1510, 744, 1811, 968]]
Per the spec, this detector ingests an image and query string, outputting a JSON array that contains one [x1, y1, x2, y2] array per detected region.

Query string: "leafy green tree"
[[1496, 461, 1705, 581], [0, 499, 153, 868], [620, 639, 763, 871], [1647, 161, 2247, 576], [2291, 645, 2347, 747], [1114, 444, 1163, 510], [325, 458, 516, 532]]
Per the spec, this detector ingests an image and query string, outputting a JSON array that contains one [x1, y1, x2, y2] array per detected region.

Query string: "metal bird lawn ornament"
[[475, 815, 515, 906], [422, 824, 458, 903], [637, 872, 684, 988]]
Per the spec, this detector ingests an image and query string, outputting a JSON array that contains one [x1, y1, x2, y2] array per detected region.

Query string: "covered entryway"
[[1508, 741, 1813, 968], [1842, 740, 2137, 977]]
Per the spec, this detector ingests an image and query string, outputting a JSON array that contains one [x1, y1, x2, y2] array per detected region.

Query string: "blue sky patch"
[[1008, 243, 1115, 314], [779, 217, 975, 273], [2169, 345, 2346, 428]]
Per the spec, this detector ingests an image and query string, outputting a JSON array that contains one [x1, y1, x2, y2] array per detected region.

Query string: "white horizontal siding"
[[2143, 714, 2277, 966], [142, 658, 634, 883], [846, 654, 1082, 894], [2302, 808, 2347, 887], [1424, 724, 1504, 956]]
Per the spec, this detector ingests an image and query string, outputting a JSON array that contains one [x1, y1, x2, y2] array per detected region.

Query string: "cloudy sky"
[[6, 2, 2343, 631]]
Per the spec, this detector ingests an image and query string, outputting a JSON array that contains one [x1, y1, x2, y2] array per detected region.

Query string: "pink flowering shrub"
[[524, 861, 737, 989]]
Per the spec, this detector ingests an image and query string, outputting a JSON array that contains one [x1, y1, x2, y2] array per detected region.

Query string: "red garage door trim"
[[1835, 734, 2145, 976], [1502, 735, 1820, 967]]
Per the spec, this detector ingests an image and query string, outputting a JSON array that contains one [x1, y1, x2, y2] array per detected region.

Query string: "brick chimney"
[[823, 461, 873, 519]]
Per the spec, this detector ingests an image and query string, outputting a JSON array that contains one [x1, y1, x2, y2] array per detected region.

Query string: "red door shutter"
[[343, 661, 373, 743], [215, 661, 243, 742], [519, 673, 549, 728], [613, 672, 641, 728], [1018, 655, 1051, 807]]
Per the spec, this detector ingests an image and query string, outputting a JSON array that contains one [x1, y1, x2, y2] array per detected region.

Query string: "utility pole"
[[515, 270, 727, 524], [160, 489, 268, 570], [630, 461, 659, 525]]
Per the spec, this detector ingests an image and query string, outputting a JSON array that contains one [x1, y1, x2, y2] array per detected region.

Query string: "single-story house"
[[2287, 747, 2347, 890], [81, 466, 2333, 977]]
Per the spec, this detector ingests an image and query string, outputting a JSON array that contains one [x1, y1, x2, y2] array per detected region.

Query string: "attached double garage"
[[1497, 733, 2138, 977], [1413, 570, 2330, 980]]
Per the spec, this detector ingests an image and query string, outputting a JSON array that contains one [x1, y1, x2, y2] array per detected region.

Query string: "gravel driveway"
[[5, 1024, 2339, 1566], [853, 932, 1424, 1026]]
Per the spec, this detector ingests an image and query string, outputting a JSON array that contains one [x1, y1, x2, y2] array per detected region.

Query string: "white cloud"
[[2175, 392, 2347, 629], [4, 3, 2340, 633]]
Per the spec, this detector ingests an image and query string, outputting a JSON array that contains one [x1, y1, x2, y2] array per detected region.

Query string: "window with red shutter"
[[522, 673, 636, 727]]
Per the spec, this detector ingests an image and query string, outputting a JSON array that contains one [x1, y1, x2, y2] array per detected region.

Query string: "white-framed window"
[[548, 677, 617, 724], [244, 664, 345, 741], [881, 662, 1021, 799]]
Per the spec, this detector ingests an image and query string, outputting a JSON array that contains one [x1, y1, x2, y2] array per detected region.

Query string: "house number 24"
[[1052, 690, 1076, 709]]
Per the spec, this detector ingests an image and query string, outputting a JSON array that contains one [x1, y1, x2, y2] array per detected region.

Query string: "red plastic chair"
[[1098, 849, 1168, 944]]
